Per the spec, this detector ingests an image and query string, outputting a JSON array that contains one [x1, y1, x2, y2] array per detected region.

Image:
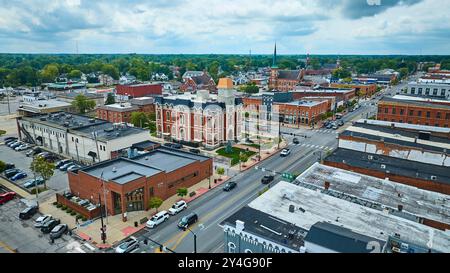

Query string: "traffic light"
[[143, 239, 148, 245], [159, 245, 163, 252]]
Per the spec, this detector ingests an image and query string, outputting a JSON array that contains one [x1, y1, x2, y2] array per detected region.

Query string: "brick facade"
[[116, 84, 162, 98]]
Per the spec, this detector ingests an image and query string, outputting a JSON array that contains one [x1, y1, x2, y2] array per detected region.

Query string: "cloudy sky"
[[0, 0, 449, 55]]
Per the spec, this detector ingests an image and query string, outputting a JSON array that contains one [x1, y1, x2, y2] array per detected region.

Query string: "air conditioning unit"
[[431, 176, 437, 180], [368, 155, 373, 160], [381, 164, 386, 169], [392, 247, 401, 253]]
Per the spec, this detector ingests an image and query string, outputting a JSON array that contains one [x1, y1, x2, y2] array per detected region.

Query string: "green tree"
[[242, 83, 259, 94], [148, 112, 156, 133], [0, 68, 11, 86], [130, 112, 148, 128], [68, 69, 82, 79], [332, 68, 351, 79], [239, 152, 249, 170], [105, 93, 116, 105], [72, 94, 96, 114], [101, 64, 120, 80], [148, 197, 163, 213], [30, 156, 55, 189], [176, 188, 188, 198], [39, 64, 59, 83], [0, 160, 6, 173], [398, 67, 409, 79], [216, 167, 225, 176]]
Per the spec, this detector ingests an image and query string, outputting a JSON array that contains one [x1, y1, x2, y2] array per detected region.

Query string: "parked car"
[[15, 144, 30, 151], [11, 172, 27, 181], [4, 137, 17, 142], [168, 200, 187, 215], [34, 215, 53, 228], [292, 138, 300, 144], [19, 205, 38, 220], [23, 177, 44, 189], [59, 162, 75, 171], [189, 148, 200, 154], [0, 192, 17, 205], [326, 123, 333, 129], [4, 168, 20, 178], [261, 175, 274, 184], [50, 224, 68, 239], [5, 163, 15, 170], [67, 165, 81, 172], [55, 159, 71, 169], [115, 237, 139, 253], [223, 181, 237, 191], [5, 139, 17, 145], [280, 148, 291, 157], [337, 120, 344, 127], [332, 123, 338, 130], [26, 147, 42, 157], [10, 142, 23, 149], [178, 213, 198, 229], [41, 219, 61, 234], [146, 211, 170, 228], [6, 140, 18, 147]]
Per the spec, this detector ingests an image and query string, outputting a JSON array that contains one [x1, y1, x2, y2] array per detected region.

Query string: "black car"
[[4, 168, 20, 178], [50, 224, 68, 239], [41, 219, 61, 233], [223, 181, 237, 191], [5, 163, 15, 170], [26, 147, 42, 157], [4, 137, 17, 142], [293, 138, 300, 144], [189, 148, 200, 154], [178, 213, 198, 229], [19, 205, 38, 220], [337, 120, 344, 126], [172, 143, 183, 149], [261, 175, 274, 184]]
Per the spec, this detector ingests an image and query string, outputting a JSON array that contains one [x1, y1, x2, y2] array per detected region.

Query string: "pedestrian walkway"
[[294, 143, 335, 151], [311, 129, 339, 134], [0, 177, 33, 199]]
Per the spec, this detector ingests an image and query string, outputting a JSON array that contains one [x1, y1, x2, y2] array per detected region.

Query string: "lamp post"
[[183, 226, 197, 253], [98, 193, 107, 244]]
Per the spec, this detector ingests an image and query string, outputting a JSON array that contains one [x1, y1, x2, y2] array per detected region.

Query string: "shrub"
[[56, 203, 62, 208], [61, 205, 68, 211], [66, 208, 72, 213], [52, 201, 58, 206], [76, 214, 83, 220], [81, 216, 87, 221], [70, 211, 76, 216]]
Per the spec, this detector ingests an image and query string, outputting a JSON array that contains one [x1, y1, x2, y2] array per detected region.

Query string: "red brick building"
[[377, 96, 450, 127], [116, 83, 162, 98], [331, 83, 377, 98], [68, 147, 213, 221], [96, 97, 155, 124], [180, 72, 216, 93], [292, 87, 356, 103], [268, 44, 303, 91]]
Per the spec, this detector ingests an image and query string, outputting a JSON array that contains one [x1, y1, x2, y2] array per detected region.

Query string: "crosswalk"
[[311, 129, 339, 134], [290, 142, 335, 151]]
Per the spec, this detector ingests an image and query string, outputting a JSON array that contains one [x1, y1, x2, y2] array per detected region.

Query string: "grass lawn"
[[216, 147, 256, 166]]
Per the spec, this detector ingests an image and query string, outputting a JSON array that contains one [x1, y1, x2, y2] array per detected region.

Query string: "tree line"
[[0, 53, 449, 87]]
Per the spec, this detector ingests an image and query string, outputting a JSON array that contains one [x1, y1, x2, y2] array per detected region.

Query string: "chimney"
[[398, 204, 403, 212], [235, 220, 245, 232], [289, 205, 295, 213], [324, 181, 330, 190]]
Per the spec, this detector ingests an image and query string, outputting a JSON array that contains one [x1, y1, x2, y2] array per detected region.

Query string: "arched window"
[[228, 242, 236, 253], [244, 249, 253, 253]]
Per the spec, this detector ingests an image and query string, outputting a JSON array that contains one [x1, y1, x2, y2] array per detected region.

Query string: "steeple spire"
[[272, 42, 278, 68]]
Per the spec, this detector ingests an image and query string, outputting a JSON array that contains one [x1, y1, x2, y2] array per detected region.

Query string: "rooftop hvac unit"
[[112, 167, 117, 173], [431, 176, 437, 180], [368, 155, 373, 160], [381, 164, 386, 169], [392, 247, 401, 253]]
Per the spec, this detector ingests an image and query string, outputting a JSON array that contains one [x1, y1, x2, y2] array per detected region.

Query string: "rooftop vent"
[[431, 175, 437, 180], [289, 205, 295, 213], [381, 164, 386, 169], [368, 155, 373, 160], [112, 167, 117, 173]]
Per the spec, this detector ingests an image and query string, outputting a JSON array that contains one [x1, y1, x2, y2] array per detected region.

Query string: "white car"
[[15, 144, 29, 151], [280, 148, 291, 157], [146, 211, 169, 228], [115, 237, 139, 253], [168, 200, 187, 215], [34, 214, 52, 228]]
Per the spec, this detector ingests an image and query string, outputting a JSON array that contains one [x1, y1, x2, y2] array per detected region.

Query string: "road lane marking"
[[0, 240, 16, 253]]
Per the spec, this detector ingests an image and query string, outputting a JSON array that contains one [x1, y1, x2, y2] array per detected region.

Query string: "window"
[[441, 89, 446, 96], [433, 89, 438, 96], [385, 108, 388, 114], [436, 112, 441, 119], [425, 88, 430, 95], [426, 111, 431, 118], [411, 87, 415, 94], [228, 242, 236, 253], [418, 88, 422, 95], [400, 109, 404, 115], [417, 110, 422, 117], [409, 110, 414, 116], [245, 249, 253, 253], [392, 108, 396, 114], [446, 113, 450, 120]]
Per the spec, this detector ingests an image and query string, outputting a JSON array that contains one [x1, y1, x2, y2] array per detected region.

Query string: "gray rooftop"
[[324, 148, 450, 185], [296, 163, 450, 226], [381, 96, 450, 110]]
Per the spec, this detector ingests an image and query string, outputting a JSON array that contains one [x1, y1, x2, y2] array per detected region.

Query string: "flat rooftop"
[[343, 123, 450, 153], [75, 122, 147, 141], [392, 95, 450, 105], [325, 148, 450, 185], [354, 119, 450, 134], [293, 87, 354, 94], [282, 100, 325, 107], [380, 96, 450, 110], [97, 103, 140, 112], [296, 163, 450, 226], [19, 99, 72, 111], [81, 147, 210, 184], [247, 181, 450, 253], [221, 206, 307, 252]]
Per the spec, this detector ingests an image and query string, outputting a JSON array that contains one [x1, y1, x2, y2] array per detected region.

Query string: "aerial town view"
[[0, 0, 449, 266]]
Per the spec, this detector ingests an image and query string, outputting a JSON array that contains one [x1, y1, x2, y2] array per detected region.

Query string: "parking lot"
[[0, 144, 69, 193], [0, 194, 83, 253]]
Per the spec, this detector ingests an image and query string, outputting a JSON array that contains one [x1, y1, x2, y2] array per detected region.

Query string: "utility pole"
[[184, 226, 197, 253], [100, 171, 108, 224], [98, 193, 106, 244]]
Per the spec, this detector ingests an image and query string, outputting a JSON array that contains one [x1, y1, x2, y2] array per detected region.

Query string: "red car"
[[0, 192, 17, 205]]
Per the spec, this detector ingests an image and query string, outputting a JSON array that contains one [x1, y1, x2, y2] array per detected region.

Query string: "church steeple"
[[272, 42, 278, 68]]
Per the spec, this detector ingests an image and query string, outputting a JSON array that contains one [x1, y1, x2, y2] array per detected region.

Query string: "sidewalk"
[[0, 177, 33, 199], [38, 173, 231, 250]]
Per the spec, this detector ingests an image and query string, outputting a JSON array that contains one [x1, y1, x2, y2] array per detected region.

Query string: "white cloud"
[[0, 0, 448, 54]]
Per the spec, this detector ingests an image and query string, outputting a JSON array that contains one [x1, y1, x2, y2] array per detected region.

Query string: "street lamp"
[[183, 226, 197, 253]]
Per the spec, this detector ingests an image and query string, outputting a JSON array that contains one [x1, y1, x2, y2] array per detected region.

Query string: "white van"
[[146, 210, 169, 228]]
